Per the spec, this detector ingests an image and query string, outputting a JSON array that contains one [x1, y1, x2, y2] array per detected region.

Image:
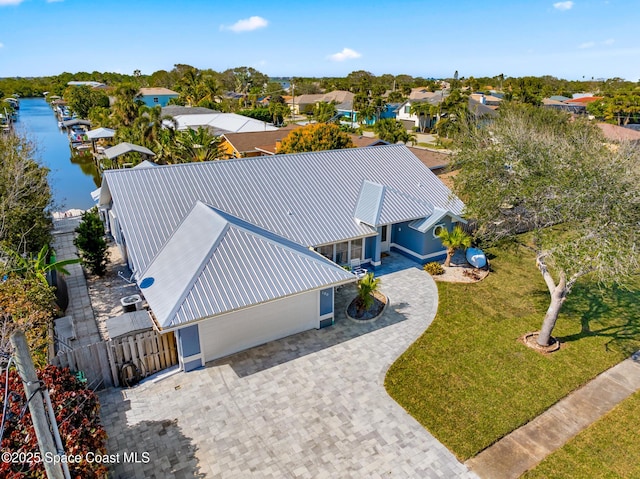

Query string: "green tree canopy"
[[278, 123, 354, 154], [0, 133, 52, 254], [313, 101, 337, 123], [64, 85, 109, 118], [74, 208, 108, 276], [452, 103, 640, 346], [373, 119, 415, 144]]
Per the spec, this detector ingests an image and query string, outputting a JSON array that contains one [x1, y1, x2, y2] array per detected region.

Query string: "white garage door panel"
[[200, 291, 318, 362]]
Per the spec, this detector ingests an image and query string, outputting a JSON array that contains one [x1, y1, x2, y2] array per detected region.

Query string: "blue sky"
[[1, 0, 638, 81]]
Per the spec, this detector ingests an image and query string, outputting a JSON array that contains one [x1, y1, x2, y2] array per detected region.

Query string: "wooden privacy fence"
[[51, 330, 178, 389]]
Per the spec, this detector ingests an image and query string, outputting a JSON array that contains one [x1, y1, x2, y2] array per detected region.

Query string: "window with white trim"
[[433, 223, 446, 238]]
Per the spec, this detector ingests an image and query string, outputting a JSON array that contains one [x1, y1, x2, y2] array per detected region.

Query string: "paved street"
[[98, 259, 477, 478]]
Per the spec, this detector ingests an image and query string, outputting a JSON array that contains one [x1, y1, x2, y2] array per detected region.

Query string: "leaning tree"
[[452, 103, 640, 347]]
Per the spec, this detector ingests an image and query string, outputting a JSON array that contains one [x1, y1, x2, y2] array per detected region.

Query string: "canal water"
[[16, 97, 100, 211]]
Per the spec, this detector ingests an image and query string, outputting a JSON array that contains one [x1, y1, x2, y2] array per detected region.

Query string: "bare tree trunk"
[[537, 285, 566, 346], [536, 255, 567, 346], [444, 248, 454, 267]]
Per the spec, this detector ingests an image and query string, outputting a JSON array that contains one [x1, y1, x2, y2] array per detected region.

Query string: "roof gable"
[[354, 180, 433, 227], [140, 202, 355, 328]]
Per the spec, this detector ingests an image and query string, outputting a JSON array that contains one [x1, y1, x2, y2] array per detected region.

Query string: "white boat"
[[466, 247, 487, 269]]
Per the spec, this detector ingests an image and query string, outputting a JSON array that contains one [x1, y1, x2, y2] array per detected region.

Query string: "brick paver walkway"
[[98, 263, 478, 478], [52, 217, 101, 347]]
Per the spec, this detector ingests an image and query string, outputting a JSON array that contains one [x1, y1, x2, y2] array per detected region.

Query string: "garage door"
[[199, 290, 319, 362]]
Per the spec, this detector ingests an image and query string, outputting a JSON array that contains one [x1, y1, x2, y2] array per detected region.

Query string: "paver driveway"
[[98, 261, 478, 478]]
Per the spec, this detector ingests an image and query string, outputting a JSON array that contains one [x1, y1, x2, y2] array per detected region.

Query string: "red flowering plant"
[[0, 365, 108, 478]]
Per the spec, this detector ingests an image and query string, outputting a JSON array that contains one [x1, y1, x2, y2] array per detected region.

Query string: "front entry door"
[[380, 225, 390, 253]]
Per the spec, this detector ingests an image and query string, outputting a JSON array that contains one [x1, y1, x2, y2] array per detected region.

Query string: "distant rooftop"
[[139, 87, 179, 96]]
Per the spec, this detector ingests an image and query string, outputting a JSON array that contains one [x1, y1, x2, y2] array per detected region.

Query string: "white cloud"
[[579, 41, 596, 49], [0, 42, 3, 48], [221, 16, 268, 33], [603, 38, 615, 45], [0, 0, 25, 5], [553, 1, 574, 10], [328, 47, 362, 62]]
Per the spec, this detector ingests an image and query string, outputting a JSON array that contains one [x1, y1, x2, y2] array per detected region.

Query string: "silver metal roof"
[[61, 119, 91, 128], [101, 144, 464, 277], [354, 180, 434, 227], [104, 142, 156, 160], [140, 202, 355, 329], [169, 112, 278, 133], [86, 127, 115, 140], [409, 207, 466, 233]]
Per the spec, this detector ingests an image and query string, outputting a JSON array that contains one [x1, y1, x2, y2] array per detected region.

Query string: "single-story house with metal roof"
[[99, 144, 464, 370]]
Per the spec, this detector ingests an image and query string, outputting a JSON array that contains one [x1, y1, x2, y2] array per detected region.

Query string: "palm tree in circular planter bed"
[[356, 272, 381, 314], [437, 225, 472, 267]]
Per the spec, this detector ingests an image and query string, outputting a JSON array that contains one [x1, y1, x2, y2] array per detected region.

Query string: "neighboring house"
[[165, 112, 278, 135], [99, 145, 465, 369], [288, 90, 356, 119], [407, 147, 451, 175], [348, 134, 389, 148], [409, 88, 439, 100], [396, 93, 446, 130], [360, 103, 402, 126], [597, 123, 640, 146], [161, 105, 218, 117], [138, 87, 179, 107], [542, 98, 587, 115], [470, 93, 502, 109], [219, 125, 301, 157]]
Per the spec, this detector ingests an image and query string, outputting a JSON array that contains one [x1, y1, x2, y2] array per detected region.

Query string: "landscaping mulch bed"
[[347, 291, 387, 321]]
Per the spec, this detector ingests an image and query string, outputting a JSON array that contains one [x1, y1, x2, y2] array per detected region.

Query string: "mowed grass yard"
[[522, 390, 640, 478], [385, 243, 640, 461]]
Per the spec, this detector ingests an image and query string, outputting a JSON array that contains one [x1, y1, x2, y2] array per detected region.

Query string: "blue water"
[[16, 97, 99, 210]]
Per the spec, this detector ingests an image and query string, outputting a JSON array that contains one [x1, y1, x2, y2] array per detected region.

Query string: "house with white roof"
[[99, 144, 464, 370], [167, 112, 278, 135]]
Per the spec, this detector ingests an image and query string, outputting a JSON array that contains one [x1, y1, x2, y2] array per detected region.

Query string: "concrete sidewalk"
[[466, 354, 640, 479]]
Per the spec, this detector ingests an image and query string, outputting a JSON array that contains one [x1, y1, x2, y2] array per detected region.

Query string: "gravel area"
[[431, 249, 490, 283], [86, 241, 144, 340]]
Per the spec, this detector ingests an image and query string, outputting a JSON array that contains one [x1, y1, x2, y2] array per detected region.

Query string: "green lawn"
[[384, 244, 640, 461], [522, 390, 640, 479]]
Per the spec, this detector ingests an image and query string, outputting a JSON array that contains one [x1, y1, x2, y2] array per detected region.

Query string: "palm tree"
[[269, 102, 290, 126], [175, 127, 226, 162], [374, 119, 416, 144], [313, 101, 337, 123], [112, 83, 141, 127], [356, 272, 380, 313], [410, 101, 438, 132], [437, 225, 472, 267]]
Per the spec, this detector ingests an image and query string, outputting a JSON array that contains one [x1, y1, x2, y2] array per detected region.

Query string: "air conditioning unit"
[[120, 294, 143, 313]]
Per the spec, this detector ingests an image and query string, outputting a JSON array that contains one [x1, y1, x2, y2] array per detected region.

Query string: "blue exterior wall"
[[391, 217, 454, 263], [380, 104, 400, 120], [320, 288, 334, 316], [365, 236, 377, 264], [338, 109, 358, 122], [362, 104, 401, 126], [139, 94, 178, 107]]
